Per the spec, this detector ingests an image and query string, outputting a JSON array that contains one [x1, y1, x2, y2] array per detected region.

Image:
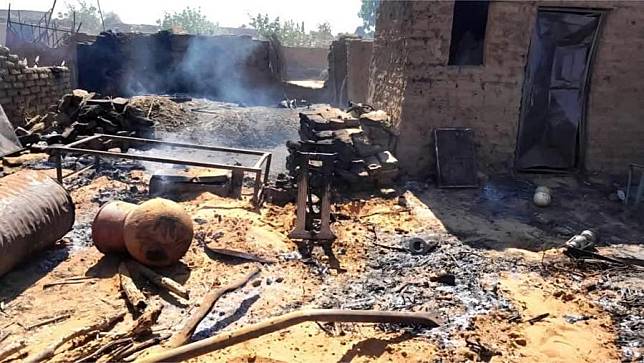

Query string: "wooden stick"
[[26, 313, 71, 330], [43, 279, 95, 289], [166, 266, 261, 348], [140, 309, 442, 363], [119, 263, 147, 312], [205, 245, 276, 264], [115, 333, 170, 362], [0, 340, 26, 361], [24, 312, 125, 363], [74, 338, 132, 363], [126, 260, 189, 299]]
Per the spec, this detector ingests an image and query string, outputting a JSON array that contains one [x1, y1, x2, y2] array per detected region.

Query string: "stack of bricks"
[[0, 46, 72, 127], [286, 106, 399, 189]]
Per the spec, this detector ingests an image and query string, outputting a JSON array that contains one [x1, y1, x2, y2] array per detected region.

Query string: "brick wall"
[[369, 1, 644, 177], [0, 46, 71, 127]]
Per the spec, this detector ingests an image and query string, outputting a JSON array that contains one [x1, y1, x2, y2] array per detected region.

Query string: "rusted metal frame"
[[139, 309, 442, 363], [93, 134, 266, 156], [50, 146, 263, 173], [49, 139, 272, 207]]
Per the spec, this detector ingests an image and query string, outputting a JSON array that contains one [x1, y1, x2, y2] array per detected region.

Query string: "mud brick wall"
[[0, 46, 71, 127], [77, 32, 282, 104], [282, 46, 328, 80], [369, 1, 644, 177], [326, 37, 373, 106]]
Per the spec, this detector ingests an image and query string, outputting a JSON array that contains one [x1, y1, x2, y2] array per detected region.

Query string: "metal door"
[[515, 10, 601, 171]]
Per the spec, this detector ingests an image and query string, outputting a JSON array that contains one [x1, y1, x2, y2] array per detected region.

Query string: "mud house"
[[368, 1, 644, 177]]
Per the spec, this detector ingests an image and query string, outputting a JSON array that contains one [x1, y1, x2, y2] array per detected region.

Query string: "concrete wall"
[[282, 46, 328, 80], [369, 1, 644, 177], [0, 46, 71, 126]]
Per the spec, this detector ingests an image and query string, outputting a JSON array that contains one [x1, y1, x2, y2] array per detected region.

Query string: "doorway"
[[515, 9, 602, 172]]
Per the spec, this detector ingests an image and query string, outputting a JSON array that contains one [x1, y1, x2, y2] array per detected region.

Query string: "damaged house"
[[0, 1, 643, 362], [369, 1, 644, 177]]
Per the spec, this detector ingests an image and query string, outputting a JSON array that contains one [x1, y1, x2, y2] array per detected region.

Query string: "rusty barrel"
[[123, 198, 193, 267], [91, 201, 136, 254], [0, 170, 75, 277]]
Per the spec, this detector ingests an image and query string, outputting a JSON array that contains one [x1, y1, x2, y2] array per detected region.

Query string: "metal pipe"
[[63, 164, 94, 179], [93, 134, 267, 156], [0, 170, 75, 277], [138, 309, 441, 363], [48, 146, 263, 174]]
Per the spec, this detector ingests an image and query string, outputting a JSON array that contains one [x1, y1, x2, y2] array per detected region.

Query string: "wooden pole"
[[166, 266, 260, 348], [96, 0, 105, 32], [139, 309, 442, 363], [126, 260, 189, 299], [118, 262, 147, 312]]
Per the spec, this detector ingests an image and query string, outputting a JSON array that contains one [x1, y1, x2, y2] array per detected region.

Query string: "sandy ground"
[[0, 99, 642, 362], [0, 165, 640, 362]]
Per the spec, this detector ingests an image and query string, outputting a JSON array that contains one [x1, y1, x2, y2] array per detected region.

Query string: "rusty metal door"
[[515, 10, 601, 171]]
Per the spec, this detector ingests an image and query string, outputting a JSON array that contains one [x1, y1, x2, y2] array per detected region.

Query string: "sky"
[[1, 0, 364, 34]]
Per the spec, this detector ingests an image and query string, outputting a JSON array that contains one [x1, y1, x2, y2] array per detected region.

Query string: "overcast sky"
[[1, 0, 363, 33]]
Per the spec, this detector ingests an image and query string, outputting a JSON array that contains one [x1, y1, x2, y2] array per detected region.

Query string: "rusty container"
[[123, 198, 193, 267], [91, 201, 136, 254], [0, 170, 75, 277]]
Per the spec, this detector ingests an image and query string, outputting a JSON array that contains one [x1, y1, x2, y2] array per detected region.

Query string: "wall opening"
[[448, 1, 489, 65]]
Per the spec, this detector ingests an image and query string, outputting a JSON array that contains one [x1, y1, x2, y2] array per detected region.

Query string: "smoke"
[[82, 32, 281, 105]]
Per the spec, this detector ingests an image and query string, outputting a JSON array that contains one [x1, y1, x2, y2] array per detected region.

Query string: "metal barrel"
[[0, 170, 75, 277], [92, 201, 136, 254]]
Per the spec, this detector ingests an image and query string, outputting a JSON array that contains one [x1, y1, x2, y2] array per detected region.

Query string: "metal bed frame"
[[46, 134, 272, 206]]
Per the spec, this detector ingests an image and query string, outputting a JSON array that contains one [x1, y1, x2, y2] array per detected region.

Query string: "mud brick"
[[13, 82, 24, 88], [9, 69, 20, 75], [16, 74, 26, 81], [352, 132, 385, 157]]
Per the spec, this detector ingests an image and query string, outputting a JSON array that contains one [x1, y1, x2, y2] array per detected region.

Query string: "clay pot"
[[92, 201, 136, 254], [123, 198, 193, 267]]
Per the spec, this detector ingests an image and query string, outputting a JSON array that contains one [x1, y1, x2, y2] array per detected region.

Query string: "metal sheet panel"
[[434, 128, 478, 188], [515, 10, 601, 171], [0, 105, 22, 157]]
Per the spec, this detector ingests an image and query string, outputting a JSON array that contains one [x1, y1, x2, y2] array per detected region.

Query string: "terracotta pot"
[[92, 201, 136, 254], [123, 198, 193, 267]]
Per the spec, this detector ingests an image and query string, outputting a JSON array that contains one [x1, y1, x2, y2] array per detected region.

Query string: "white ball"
[[533, 191, 552, 207]]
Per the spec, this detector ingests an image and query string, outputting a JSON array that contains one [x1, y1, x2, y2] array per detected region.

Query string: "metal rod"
[[253, 153, 270, 169], [252, 171, 263, 206], [62, 164, 93, 179], [93, 134, 266, 156], [55, 154, 63, 183], [48, 146, 263, 174], [264, 153, 272, 184], [139, 309, 441, 363], [63, 134, 102, 148]]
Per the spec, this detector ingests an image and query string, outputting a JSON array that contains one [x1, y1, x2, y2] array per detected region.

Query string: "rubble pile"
[[130, 95, 189, 132], [286, 106, 399, 188], [16, 89, 155, 146]]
